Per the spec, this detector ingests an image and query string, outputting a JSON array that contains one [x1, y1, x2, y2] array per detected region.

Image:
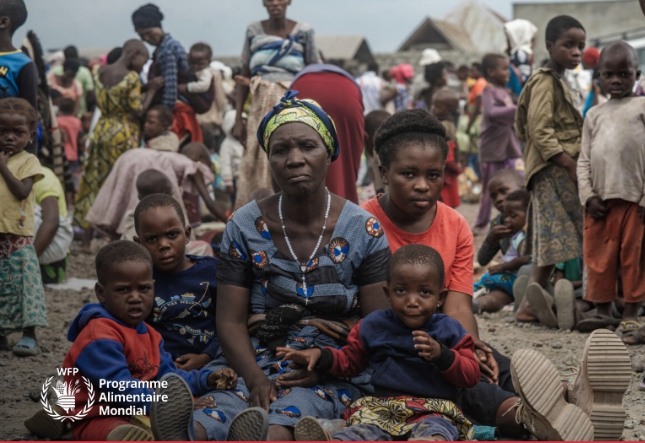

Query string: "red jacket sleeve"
[[326, 321, 370, 378], [439, 334, 480, 388]]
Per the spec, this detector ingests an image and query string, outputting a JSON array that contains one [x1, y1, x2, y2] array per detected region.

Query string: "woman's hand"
[[276, 347, 321, 372], [274, 347, 323, 388], [275, 364, 322, 389], [247, 374, 278, 411], [175, 353, 211, 371], [234, 75, 250, 87], [474, 339, 499, 384], [148, 76, 164, 91]]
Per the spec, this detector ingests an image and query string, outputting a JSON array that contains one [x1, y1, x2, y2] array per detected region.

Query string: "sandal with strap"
[[617, 320, 642, 336], [576, 315, 621, 333], [12, 336, 40, 357]]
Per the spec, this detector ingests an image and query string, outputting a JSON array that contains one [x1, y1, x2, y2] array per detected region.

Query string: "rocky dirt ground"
[[1, 203, 644, 440]]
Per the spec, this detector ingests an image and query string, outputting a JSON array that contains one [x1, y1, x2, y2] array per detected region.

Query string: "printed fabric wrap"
[[344, 396, 474, 440], [257, 90, 340, 161]]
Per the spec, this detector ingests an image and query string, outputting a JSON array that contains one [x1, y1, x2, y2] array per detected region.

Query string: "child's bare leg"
[[595, 302, 612, 318], [575, 299, 594, 314], [475, 290, 514, 313], [79, 228, 93, 253], [516, 264, 554, 322], [621, 302, 640, 321]]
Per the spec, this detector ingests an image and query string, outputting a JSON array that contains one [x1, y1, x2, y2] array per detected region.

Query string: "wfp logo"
[[41, 368, 95, 422]]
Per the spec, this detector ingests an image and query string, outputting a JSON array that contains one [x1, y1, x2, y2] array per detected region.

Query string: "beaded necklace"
[[278, 188, 331, 304]]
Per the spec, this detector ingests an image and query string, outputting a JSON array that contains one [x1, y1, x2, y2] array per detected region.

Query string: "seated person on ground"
[[279, 245, 480, 442], [134, 193, 219, 370], [476, 168, 523, 268], [121, 169, 213, 257], [473, 189, 531, 313], [61, 240, 236, 441]]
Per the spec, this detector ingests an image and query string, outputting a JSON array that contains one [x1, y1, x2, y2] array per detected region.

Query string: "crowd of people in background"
[[1, 0, 644, 441]]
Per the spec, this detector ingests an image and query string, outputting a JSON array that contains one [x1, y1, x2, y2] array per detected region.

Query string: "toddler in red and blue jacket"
[[279, 245, 480, 441], [62, 240, 236, 440]]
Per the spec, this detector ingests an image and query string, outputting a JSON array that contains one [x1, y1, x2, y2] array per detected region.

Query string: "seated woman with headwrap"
[[151, 91, 391, 441]]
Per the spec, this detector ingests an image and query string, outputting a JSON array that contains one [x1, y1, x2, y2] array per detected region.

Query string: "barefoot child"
[[62, 240, 236, 440], [514, 15, 586, 324], [473, 53, 523, 229], [0, 97, 46, 357], [473, 189, 531, 313], [144, 104, 179, 152], [282, 245, 480, 441], [577, 42, 645, 340], [134, 193, 219, 370]]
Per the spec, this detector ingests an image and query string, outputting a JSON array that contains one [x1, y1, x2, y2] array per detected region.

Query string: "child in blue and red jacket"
[[63, 240, 236, 441], [133, 193, 220, 371], [278, 244, 480, 441]]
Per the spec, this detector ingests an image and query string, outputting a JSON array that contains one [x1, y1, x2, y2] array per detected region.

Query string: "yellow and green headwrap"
[[257, 90, 340, 162]]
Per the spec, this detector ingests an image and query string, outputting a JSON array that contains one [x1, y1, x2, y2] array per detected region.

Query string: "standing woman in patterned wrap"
[[73, 40, 159, 253], [233, 0, 321, 209], [182, 91, 390, 441]]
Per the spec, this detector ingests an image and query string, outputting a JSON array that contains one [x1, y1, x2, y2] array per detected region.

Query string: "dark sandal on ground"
[[576, 315, 621, 333], [12, 336, 41, 357]]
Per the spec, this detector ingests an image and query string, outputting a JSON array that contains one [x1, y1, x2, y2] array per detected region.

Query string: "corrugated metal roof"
[[444, 1, 508, 53], [316, 35, 367, 60], [433, 19, 479, 53], [397, 0, 508, 54]]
